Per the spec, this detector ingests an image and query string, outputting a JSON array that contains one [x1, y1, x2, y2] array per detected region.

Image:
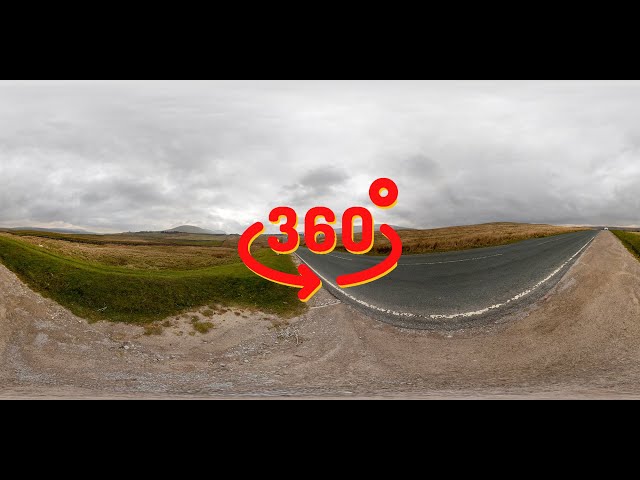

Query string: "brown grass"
[[0, 229, 274, 271], [332, 222, 588, 255], [6, 234, 239, 270]]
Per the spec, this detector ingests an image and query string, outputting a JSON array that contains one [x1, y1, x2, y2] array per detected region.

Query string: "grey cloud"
[[285, 168, 349, 206], [298, 168, 348, 188], [398, 154, 441, 179], [1, 80, 640, 234]]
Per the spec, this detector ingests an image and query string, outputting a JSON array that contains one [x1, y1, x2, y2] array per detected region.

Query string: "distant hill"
[[6, 227, 95, 234], [162, 225, 226, 235]]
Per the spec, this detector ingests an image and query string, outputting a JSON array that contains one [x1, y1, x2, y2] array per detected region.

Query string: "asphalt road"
[[296, 230, 599, 329]]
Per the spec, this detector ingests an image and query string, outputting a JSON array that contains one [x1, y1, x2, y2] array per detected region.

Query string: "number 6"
[[305, 207, 337, 254]]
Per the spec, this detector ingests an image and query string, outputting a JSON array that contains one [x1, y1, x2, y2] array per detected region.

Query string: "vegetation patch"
[[191, 318, 215, 334], [613, 230, 640, 260], [144, 324, 164, 336], [0, 233, 305, 324]]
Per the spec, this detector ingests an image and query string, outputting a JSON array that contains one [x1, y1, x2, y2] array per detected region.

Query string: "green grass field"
[[0, 233, 304, 323], [613, 230, 640, 260], [3, 230, 234, 247]]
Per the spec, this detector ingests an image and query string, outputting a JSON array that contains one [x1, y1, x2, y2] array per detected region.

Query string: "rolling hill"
[[162, 225, 226, 235], [334, 224, 413, 234]]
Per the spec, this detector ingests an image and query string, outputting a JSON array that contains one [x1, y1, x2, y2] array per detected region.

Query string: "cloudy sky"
[[1, 80, 639, 233]]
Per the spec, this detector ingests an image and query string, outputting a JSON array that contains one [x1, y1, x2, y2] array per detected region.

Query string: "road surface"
[[296, 230, 598, 329]]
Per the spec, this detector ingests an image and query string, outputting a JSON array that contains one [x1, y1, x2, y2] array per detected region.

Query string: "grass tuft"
[[191, 317, 215, 334]]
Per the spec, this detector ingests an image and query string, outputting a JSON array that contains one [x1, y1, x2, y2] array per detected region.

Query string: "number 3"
[[268, 207, 299, 254]]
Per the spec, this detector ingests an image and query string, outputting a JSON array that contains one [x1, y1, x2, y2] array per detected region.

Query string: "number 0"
[[342, 207, 374, 254]]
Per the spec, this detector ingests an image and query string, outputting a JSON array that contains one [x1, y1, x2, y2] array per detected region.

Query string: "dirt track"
[[1, 231, 640, 399]]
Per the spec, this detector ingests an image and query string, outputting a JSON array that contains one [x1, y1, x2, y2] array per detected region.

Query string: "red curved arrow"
[[337, 224, 402, 288], [238, 222, 322, 302]]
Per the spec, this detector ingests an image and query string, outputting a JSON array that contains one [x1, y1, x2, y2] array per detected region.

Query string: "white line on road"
[[399, 253, 503, 266], [535, 236, 566, 246], [325, 252, 503, 265], [325, 253, 355, 261], [295, 234, 596, 322]]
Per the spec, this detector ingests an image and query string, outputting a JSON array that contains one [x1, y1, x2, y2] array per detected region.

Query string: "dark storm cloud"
[[1, 80, 640, 233]]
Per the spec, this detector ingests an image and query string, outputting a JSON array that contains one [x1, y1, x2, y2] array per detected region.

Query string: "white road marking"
[[325, 253, 355, 261], [326, 252, 503, 265], [295, 234, 596, 322], [399, 253, 503, 266], [535, 237, 565, 246]]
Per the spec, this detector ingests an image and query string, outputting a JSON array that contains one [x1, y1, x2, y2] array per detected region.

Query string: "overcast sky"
[[1, 80, 639, 233]]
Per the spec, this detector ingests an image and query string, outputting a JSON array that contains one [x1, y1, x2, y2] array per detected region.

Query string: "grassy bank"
[[0, 234, 304, 323], [331, 222, 588, 255], [3, 230, 234, 247], [613, 230, 640, 260]]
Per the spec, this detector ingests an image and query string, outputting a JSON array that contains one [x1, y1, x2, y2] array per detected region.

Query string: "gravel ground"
[[1, 231, 640, 399]]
